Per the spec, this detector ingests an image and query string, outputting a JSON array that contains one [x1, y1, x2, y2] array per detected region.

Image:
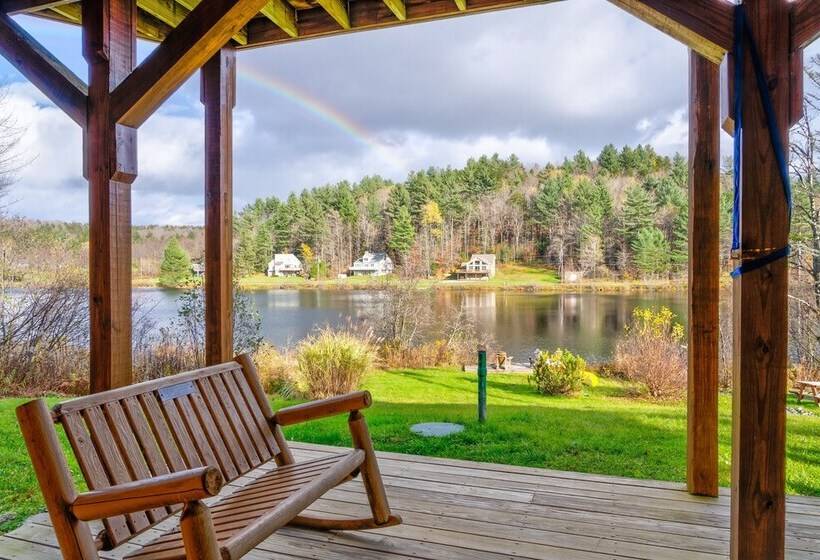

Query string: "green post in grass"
[[477, 345, 487, 423]]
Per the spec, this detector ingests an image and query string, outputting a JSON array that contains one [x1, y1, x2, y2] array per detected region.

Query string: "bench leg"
[[348, 411, 394, 525], [180, 501, 220, 560]]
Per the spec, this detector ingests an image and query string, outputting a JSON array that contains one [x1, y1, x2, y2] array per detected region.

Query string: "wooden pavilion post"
[[83, 0, 138, 392], [730, 0, 791, 557], [201, 47, 235, 365], [687, 50, 720, 498]]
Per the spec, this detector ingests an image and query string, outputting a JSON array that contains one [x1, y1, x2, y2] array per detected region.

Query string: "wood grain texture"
[[201, 48, 235, 367], [111, 0, 267, 128], [606, 0, 732, 64], [316, 0, 350, 29], [0, 12, 87, 125], [83, 0, 138, 393], [686, 51, 719, 499], [15, 400, 99, 560], [245, 0, 562, 48], [9, 443, 820, 560], [72, 467, 222, 521], [792, 0, 820, 50], [273, 391, 372, 426], [259, 0, 297, 37], [731, 1, 791, 558]]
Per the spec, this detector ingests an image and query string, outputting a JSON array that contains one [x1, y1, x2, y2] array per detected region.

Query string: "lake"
[[137, 288, 687, 362]]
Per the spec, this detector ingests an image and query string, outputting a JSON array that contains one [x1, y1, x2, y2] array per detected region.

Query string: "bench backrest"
[[52, 361, 281, 549]]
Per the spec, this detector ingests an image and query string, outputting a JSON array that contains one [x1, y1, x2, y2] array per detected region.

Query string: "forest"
[[233, 144, 732, 279]]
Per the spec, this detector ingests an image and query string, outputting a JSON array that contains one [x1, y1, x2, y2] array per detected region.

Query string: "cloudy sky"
[[0, 0, 815, 225]]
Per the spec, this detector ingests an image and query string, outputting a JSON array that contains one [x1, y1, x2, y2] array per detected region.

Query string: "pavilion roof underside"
[[9, 0, 562, 49]]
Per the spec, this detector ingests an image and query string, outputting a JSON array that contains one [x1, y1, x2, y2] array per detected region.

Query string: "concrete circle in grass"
[[411, 422, 464, 437]]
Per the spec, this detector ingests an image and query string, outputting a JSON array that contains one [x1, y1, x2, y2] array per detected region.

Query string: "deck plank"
[[3, 443, 819, 560]]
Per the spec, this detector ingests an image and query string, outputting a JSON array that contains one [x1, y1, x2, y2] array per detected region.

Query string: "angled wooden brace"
[[0, 12, 87, 126], [111, 0, 269, 128]]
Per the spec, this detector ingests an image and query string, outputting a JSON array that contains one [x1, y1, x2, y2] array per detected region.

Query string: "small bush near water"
[[296, 328, 376, 399], [529, 349, 587, 395], [613, 306, 687, 400]]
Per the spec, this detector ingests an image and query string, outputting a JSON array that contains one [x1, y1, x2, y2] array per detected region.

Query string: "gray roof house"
[[349, 251, 394, 276]]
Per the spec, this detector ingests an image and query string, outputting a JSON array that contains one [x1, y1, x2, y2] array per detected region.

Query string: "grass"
[[1, 369, 817, 533], [238, 263, 682, 292]]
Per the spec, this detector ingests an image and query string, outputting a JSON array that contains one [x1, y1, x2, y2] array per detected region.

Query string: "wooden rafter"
[[317, 0, 350, 29], [246, 0, 562, 48], [111, 0, 268, 128], [792, 0, 820, 50], [40, 2, 173, 42], [260, 0, 298, 38], [454, 0, 466, 11], [1, 0, 73, 13], [0, 11, 86, 125], [606, 0, 733, 65], [174, 0, 248, 45], [383, 0, 405, 21]]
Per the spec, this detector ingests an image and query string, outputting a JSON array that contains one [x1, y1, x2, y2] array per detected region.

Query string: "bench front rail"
[[17, 354, 399, 560]]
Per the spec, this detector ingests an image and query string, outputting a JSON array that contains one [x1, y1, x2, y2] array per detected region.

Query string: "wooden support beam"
[[1, 0, 73, 14], [687, 50, 719, 499], [111, 0, 267, 128], [382, 0, 405, 20], [173, 0, 248, 45], [317, 0, 350, 29], [201, 47, 235, 366], [792, 0, 819, 50], [454, 0, 466, 12], [260, 0, 298, 38], [0, 12, 86, 126], [246, 0, 563, 48], [606, 0, 733, 64], [730, 1, 790, 558], [83, 0, 138, 393]]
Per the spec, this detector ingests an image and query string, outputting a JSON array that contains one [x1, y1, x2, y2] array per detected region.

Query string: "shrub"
[[613, 306, 686, 400], [254, 343, 301, 398], [296, 328, 376, 399], [529, 349, 586, 395]]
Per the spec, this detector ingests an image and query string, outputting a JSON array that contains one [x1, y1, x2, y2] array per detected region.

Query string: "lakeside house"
[[190, 262, 205, 277], [456, 253, 497, 279], [349, 251, 394, 276], [267, 253, 303, 277]]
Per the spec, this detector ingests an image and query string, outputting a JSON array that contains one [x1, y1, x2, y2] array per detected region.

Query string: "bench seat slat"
[[102, 401, 168, 523], [209, 374, 261, 467], [188, 390, 240, 481], [196, 377, 251, 474], [122, 453, 362, 560], [221, 371, 271, 462], [160, 397, 203, 470], [230, 368, 280, 457], [84, 406, 151, 534]]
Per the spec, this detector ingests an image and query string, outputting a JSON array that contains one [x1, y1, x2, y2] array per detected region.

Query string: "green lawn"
[[1, 368, 818, 533]]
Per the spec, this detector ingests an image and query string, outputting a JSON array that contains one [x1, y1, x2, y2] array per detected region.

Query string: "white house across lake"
[[349, 251, 394, 276], [456, 254, 497, 279], [267, 254, 303, 277]]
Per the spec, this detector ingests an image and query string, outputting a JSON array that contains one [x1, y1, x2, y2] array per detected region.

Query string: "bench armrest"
[[71, 467, 223, 521], [273, 391, 372, 426]]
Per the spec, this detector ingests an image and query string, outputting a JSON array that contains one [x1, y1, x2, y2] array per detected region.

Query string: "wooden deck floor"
[[2, 442, 819, 560]]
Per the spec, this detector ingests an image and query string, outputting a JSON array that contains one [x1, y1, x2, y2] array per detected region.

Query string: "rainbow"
[[238, 64, 380, 149]]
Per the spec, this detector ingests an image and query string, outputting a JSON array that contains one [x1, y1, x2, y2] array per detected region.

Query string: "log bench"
[[16, 354, 400, 560]]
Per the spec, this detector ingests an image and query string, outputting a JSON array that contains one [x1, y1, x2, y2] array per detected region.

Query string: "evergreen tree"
[[388, 206, 416, 259], [159, 237, 192, 287], [619, 185, 656, 244], [572, 150, 593, 174], [597, 144, 621, 175], [631, 227, 670, 277]]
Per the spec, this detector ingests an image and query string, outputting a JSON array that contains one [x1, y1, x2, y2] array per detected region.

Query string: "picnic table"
[[791, 380, 820, 405]]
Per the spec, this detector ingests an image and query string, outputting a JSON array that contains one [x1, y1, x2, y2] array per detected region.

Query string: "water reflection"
[[136, 288, 686, 362]]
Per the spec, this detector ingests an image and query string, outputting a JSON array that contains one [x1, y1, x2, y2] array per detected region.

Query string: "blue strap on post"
[[730, 5, 792, 278]]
